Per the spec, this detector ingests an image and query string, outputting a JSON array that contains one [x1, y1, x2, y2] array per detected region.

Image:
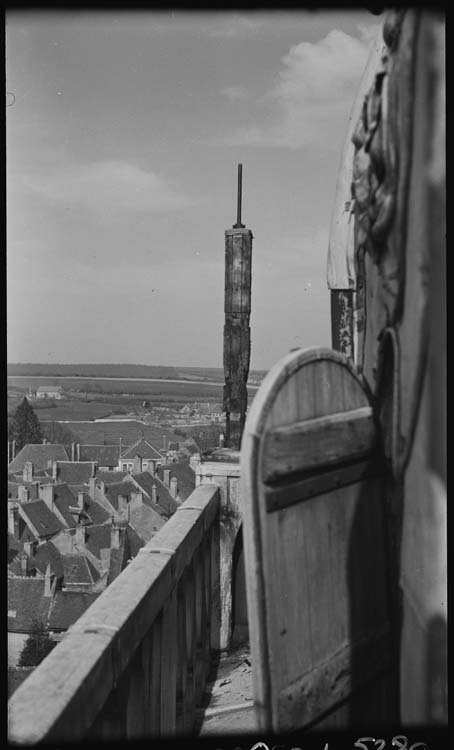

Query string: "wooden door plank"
[[277, 629, 392, 731], [265, 457, 385, 512], [263, 406, 376, 482]]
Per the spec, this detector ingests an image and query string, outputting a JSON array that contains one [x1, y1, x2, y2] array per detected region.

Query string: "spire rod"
[[234, 163, 245, 228]]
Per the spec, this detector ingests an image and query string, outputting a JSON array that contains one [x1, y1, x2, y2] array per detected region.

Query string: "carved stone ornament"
[[351, 9, 425, 477], [351, 14, 405, 265]]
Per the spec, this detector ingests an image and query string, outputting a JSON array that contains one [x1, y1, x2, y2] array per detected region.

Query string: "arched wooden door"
[[241, 347, 396, 731]]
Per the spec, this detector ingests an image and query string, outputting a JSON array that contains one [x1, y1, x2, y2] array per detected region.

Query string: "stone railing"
[[196, 449, 242, 650], [8, 484, 220, 743]]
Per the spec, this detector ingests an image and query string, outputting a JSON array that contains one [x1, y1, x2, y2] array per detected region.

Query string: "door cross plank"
[[263, 406, 377, 483], [265, 456, 386, 513]]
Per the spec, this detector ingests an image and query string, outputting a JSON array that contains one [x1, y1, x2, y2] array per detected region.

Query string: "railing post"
[[160, 589, 178, 734], [196, 450, 242, 651]]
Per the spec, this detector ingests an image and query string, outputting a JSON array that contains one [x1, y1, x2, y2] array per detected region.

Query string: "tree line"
[[8, 397, 80, 453]]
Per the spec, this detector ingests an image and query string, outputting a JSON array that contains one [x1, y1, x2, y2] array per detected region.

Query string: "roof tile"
[[130, 472, 179, 516], [8, 578, 53, 632], [18, 501, 65, 539], [47, 591, 99, 631], [79, 445, 120, 466], [54, 462, 95, 484], [9, 444, 69, 473], [156, 461, 196, 502], [120, 438, 162, 461]]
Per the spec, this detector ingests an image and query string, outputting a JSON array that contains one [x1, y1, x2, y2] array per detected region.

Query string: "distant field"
[[25, 402, 122, 422], [7, 363, 268, 383], [61, 421, 191, 448], [7, 376, 239, 399]]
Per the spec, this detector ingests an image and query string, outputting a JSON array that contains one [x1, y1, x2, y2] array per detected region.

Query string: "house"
[[125, 471, 180, 518], [75, 444, 120, 470], [194, 402, 222, 417], [179, 437, 202, 458], [8, 480, 41, 503], [47, 591, 100, 634], [16, 500, 66, 543], [166, 441, 180, 462], [118, 438, 163, 474], [7, 571, 101, 668], [49, 521, 130, 586], [7, 577, 55, 667], [88, 477, 167, 539], [95, 469, 129, 484], [50, 461, 97, 485], [35, 386, 63, 400], [8, 444, 69, 474], [127, 504, 166, 544], [155, 460, 196, 503], [66, 488, 111, 526]]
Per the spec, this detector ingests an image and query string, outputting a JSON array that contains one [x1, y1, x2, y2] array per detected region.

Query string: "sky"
[[6, 9, 379, 370]]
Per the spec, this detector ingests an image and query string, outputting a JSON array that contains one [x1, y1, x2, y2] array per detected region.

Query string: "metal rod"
[[234, 163, 245, 228]]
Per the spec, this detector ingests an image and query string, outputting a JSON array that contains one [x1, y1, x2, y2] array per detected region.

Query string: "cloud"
[[21, 160, 196, 215], [217, 28, 376, 149], [207, 15, 263, 38], [357, 22, 382, 45], [220, 85, 249, 101], [259, 227, 329, 278]]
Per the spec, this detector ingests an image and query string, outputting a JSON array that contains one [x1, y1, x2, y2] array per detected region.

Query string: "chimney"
[[88, 476, 96, 499], [8, 505, 19, 536], [32, 481, 40, 500], [111, 521, 121, 550], [40, 483, 54, 512], [71, 443, 75, 461], [76, 444, 80, 461], [100, 547, 111, 572], [23, 461, 33, 483], [99, 480, 105, 496], [170, 477, 178, 499], [12, 440, 16, 460], [52, 461, 58, 482], [163, 435, 167, 452], [44, 563, 53, 597], [130, 490, 142, 511], [21, 553, 28, 576], [18, 485, 30, 503], [42, 438, 47, 445], [133, 455, 142, 474], [163, 469, 171, 487], [219, 433, 225, 448], [91, 462, 97, 478], [23, 539, 37, 557], [118, 494, 129, 520], [74, 524, 87, 549], [189, 453, 201, 472], [151, 484, 158, 505], [77, 491, 85, 510]]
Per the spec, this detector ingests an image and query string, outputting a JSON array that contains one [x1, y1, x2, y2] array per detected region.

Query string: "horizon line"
[[7, 361, 269, 372]]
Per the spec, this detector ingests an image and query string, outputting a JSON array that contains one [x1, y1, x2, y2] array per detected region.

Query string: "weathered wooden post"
[[223, 164, 253, 449]]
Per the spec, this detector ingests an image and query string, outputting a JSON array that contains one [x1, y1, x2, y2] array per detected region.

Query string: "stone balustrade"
[[196, 449, 242, 650]]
